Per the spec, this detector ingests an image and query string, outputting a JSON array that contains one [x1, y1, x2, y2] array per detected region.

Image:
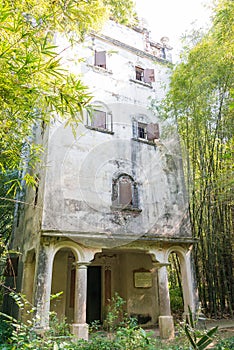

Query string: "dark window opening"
[[138, 122, 147, 139], [34, 177, 39, 207], [161, 48, 166, 59], [95, 51, 106, 69], [135, 66, 144, 81]]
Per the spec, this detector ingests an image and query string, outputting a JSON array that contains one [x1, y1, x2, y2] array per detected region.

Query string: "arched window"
[[112, 174, 138, 209]]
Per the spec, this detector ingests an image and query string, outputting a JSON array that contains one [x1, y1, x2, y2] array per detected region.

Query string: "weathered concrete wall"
[[119, 253, 159, 324], [39, 22, 189, 247], [41, 104, 189, 246]]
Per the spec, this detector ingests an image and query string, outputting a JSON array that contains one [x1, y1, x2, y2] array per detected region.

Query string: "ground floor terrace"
[[18, 236, 197, 340]]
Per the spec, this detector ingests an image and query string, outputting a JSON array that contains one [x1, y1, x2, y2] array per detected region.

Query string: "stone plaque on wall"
[[134, 269, 152, 288]]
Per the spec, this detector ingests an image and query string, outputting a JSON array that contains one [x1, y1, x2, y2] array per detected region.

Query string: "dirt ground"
[[205, 318, 234, 346], [145, 318, 234, 341]]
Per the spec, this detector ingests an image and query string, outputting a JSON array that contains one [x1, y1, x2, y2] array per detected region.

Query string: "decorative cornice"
[[90, 32, 171, 65]]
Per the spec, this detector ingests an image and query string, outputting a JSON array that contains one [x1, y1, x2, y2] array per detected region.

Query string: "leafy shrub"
[[103, 292, 126, 333], [213, 336, 234, 350], [180, 306, 218, 349], [0, 315, 13, 344], [170, 287, 184, 316]]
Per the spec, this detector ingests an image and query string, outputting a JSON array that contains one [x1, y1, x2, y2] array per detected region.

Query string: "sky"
[[134, 0, 213, 60]]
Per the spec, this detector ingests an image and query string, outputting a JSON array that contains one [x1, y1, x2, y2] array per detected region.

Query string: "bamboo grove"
[[163, 0, 234, 317]]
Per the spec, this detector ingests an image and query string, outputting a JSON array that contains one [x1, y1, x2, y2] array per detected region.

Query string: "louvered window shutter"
[[144, 69, 155, 83], [106, 113, 112, 132], [95, 51, 106, 68], [92, 110, 106, 129], [132, 120, 138, 138], [119, 180, 132, 206], [146, 123, 160, 141]]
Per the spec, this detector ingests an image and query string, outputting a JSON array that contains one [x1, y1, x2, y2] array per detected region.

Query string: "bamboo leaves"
[[161, 0, 234, 317]]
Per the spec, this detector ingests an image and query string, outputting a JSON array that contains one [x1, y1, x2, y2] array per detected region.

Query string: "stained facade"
[[5, 20, 197, 339]]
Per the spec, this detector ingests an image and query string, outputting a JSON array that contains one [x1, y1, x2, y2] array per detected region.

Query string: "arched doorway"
[[167, 247, 197, 319], [51, 248, 76, 323]]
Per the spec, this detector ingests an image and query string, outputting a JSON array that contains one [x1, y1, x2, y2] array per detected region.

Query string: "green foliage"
[[169, 287, 184, 315], [115, 320, 154, 350], [104, 0, 138, 25], [0, 291, 232, 350], [213, 336, 234, 350], [180, 307, 218, 350], [0, 292, 157, 349], [0, 171, 17, 243], [103, 292, 126, 333], [159, 0, 234, 317], [0, 0, 137, 180], [0, 315, 13, 345], [0, 0, 137, 268], [167, 253, 184, 317]]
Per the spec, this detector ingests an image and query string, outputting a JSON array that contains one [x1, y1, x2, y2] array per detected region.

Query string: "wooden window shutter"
[[95, 51, 106, 68], [144, 69, 155, 83], [119, 180, 132, 206], [92, 110, 106, 129], [147, 123, 160, 141], [132, 120, 138, 138]]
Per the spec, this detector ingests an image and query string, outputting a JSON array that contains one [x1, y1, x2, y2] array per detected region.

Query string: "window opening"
[[138, 122, 147, 139], [135, 66, 144, 81], [135, 67, 155, 83], [135, 121, 160, 142], [34, 176, 39, 207]]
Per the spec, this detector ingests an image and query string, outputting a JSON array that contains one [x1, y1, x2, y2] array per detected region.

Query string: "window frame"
[[137, 122, 148, 140], [134, 66, 155, 84], [135, 66, 144, 82], [133, 119, 160, 144], [86, 107, 114, 134], [91, 109, 107, 129]]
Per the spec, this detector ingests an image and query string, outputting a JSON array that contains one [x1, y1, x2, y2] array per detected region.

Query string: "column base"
[[158, 316, 174, 339], [70, 323, 89, 340]]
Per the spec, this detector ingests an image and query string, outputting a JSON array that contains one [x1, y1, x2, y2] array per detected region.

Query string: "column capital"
[[74, 262, 90, 269], [152, 262, 170, 269]]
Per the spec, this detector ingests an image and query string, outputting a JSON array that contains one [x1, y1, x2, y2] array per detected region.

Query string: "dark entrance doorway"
[[86, 266, 102, 323]]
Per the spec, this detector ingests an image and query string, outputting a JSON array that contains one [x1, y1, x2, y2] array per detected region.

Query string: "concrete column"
[[157, 265, 174, 339], [181, 250, 197, 316], [34, 243, 53, 333], [70, 262, 89, 340], [21, 260, 35, 322]]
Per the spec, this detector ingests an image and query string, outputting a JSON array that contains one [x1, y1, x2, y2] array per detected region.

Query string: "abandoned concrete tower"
[[5, 20, 197, 339]]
